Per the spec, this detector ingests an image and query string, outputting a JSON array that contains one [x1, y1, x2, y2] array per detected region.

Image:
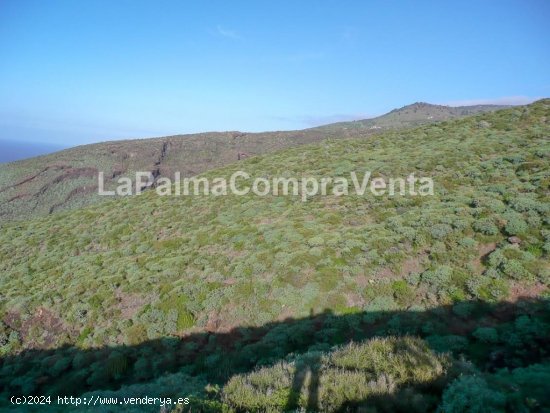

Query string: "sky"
[[0, 0, 549, 146]]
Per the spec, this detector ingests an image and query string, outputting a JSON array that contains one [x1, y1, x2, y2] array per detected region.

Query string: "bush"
[[392, 280, 415, 307], [452, 302, 475, 318], [487, 249, 506, 268], [439, 375, 506, 413], [469, 277, 509, 302], [503, 213, 528, 236], [508, 197, 546, 213], [493, 364, 550, 411], [502, 260, 531, 280], [307, 236, 325, 247], [421, 266, 453, 291], [459, 237, 477, 248], [426, 335, 469, 353], [472, 327, 498, 343], [473, 219, 499, 235], [430, 224, 453, 240]]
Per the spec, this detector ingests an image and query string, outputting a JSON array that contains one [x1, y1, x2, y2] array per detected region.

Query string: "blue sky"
[[0, 0, 549, 146]]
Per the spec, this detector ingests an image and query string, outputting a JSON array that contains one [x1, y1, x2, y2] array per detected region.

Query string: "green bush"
[[472, 327, 498, 343], [502, 260, 531, 280], [426, 335, 468, 353], [452, 302, 475, 318], [473, 218, 499, 235], [392, 280, 416, 307], [430, 224, 453, 240], [421, 266, 453, 291], [439, 375, 506, 413], [503, 213, 528, 236]]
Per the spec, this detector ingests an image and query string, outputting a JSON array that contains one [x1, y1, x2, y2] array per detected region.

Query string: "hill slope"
[[0, 100, 547, 346], [313, 102, 510, 132], [0, 101, 548, 411], [0, 103, 506, 222]]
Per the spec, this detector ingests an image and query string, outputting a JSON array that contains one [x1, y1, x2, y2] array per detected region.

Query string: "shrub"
[[472, 327, 498, 343], [439, 375, 506, 413], [406, 272, 421, 286], [426, 335, 468, 353], [430, 224, 453, 240], [363, 295, 398, 323], [469, 277, 509, 302], [421, 266, 453, 291], [503, 213, 528, 236], [452, 302, 474, 318], [493, 364, 550, 411], [487, 249, 506, 268], [502, 260, 531, 280], [508, 197, 546, 213], [459, 237, 477, 248], [483, 267, 501, 279], [392, 280, 415, 307], [306, 236, 325, 247], [526, 212, 541, 228], [473, 219, 499, 235]]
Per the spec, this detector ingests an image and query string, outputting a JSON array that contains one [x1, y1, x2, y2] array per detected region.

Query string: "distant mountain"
[[0, 102, 511, 221], [313, 102, 511, 132], [0, 139, 65, 163]]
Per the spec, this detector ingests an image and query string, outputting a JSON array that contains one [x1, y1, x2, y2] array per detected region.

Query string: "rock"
[[508, 236, 521, 244]]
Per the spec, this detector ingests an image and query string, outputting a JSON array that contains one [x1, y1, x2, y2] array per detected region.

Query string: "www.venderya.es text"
[[11, 395, 190, 407]]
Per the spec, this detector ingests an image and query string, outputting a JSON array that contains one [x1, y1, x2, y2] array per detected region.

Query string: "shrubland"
[[0, 102, 507, 222], [0, 100, 549, 411]]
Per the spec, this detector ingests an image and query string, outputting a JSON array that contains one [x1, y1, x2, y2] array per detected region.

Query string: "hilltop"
[[0, 102, 506, 222], [313, 102, 510, 132]]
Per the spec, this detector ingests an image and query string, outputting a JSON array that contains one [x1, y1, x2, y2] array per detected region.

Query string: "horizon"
[[1, 0, 549, 147], [0, 99, 535, 160], [0, 98, 541, 163]]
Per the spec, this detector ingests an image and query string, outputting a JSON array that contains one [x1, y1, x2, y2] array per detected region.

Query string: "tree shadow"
[[1, 297, 549, 411]]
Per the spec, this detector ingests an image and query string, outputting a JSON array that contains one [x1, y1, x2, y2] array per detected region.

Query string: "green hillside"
[[0, 100, 549, 411], [0, 103, 505, 222], [312, 102, 510, 132]]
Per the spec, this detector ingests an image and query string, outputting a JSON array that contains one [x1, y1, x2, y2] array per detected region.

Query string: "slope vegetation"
[[1, 100, 548, 348], [0, 103, 506, 221], [0, 100, 548, 411]]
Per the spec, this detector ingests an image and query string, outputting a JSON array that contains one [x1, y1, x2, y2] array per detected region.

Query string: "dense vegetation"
[[1, 300, 548, 412], [0, 103, 505, 221], [0, 100, 548, 411]]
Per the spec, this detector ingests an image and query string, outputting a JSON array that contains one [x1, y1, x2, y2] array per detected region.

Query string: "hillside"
[[312, 102, 510, 132], [0, 103, 506, 222], [0, 100, 548, 411]]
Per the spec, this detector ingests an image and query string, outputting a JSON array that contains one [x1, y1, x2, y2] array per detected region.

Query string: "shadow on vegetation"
[[1, 298, 549, 411]]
